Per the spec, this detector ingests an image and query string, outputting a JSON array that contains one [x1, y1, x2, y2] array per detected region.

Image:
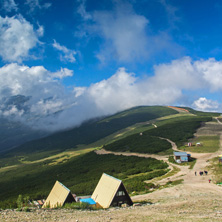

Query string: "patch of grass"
[[181, 136, 220, 153]]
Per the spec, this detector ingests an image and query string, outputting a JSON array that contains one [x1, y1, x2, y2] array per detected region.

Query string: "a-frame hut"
[[42, 181, 75, 208], [91, 173, 133, 208]]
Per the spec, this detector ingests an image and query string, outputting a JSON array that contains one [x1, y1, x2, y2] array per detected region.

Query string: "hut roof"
[[91, 173, 132, 208], [174, 151, 188, 156], [42, 181, 75, 208]]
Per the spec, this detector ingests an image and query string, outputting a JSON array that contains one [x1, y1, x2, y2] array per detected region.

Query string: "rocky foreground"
[[1, 183, 222, 222]]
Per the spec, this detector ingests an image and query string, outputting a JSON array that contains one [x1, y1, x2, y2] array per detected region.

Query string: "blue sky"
[[0, 0, 222, 131]]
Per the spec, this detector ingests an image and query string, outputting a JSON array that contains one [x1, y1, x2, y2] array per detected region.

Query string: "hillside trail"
[[95, 119, 222, 203]]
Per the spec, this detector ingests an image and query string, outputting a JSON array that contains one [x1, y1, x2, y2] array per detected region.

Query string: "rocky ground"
[[1, 188, 222, 222]]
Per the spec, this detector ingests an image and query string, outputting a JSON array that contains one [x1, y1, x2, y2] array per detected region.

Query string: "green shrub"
[[64, 202, 93, 210]]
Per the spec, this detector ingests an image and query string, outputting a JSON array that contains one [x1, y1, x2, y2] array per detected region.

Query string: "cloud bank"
[[0, 57, 222, 132]]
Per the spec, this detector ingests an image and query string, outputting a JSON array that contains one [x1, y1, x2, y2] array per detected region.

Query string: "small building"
[[42, 181, 75, 208], [174, 152, 191, 163], [80, 198, 96, 206], [91, 173, 133, 208]]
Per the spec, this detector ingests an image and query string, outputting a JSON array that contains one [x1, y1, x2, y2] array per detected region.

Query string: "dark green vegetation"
[[2, 106, 177, 161], [0, 152, 167, 209], [104, 134, 171, 153]]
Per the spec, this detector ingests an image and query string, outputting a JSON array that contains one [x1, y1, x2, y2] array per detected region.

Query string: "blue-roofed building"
[[80, 198, 96, 205], [174, 151, 191, 163]]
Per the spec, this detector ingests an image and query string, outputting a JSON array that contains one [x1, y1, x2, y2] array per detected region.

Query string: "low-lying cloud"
[[0, 57, 222, 132]]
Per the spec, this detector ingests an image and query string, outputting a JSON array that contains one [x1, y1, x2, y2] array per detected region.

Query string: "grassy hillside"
[[0, 152, 168, 209], [3, 106, 178, 161]]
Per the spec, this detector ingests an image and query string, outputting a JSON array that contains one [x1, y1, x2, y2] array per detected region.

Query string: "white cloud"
[[87, 68, 138, 112], [52, 40, 77, 63], [194, 58, 222, 91], [0, 15, 42, 62], [1, 0, 18, 12], [192, 97, 219, 112]]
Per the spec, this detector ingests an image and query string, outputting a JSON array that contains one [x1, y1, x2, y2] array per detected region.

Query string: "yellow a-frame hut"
[[91, 173, 133, 208], [42, 181, 75, 208]]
